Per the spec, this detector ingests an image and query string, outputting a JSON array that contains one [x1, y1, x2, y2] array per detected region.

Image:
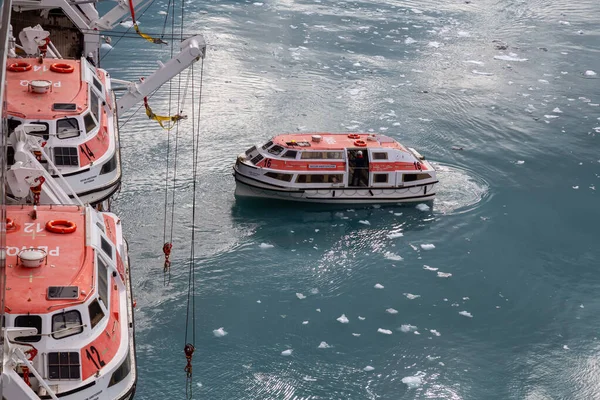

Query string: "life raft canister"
[[45, 220, 77, 234], [7, 62, 32, 72], [50, 63, 75, 73]]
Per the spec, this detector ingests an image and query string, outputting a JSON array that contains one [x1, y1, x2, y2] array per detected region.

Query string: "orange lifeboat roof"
[[272, 133, 407, 151], [6, 58, 88, 120], [5, 205, 94, 315]]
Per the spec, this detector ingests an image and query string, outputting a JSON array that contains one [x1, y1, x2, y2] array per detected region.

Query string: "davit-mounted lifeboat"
[[233, 133, 438, 204]]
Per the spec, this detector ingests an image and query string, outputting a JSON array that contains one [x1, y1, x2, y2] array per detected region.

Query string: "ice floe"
[[516, 160, 525, 165], [459, 311, 473, 318], [358, 220, 371, 225], [585, 70, 597, 76], [437, 272, 452, 278], [281, 349, 293, 356], [402, 375, 423, 389], [374, 283, 384, 289], [553, 108, 563, 113], [400, 324, 417, 333], [318, 341, 331, 349], [416, 203, 430, 211], [465, 60, 484, 65], [384, 252, 403, 261], [404, 293, 421, 300], [387, 232, 404, 239], [405, 37, 417, 44], [423, 265, 438, 271], [358, 316, 366, 320], [213, 327, 228, 337], [494, 54, 528, 62], [364, 366, 375, 372], [378, 328, 393, 335], [352, 333, 361, 337], [430, 329, 441, 336], [296, 293, 306, 299], [386, 308, 398, 314], [259, 243, 274, 249], [420, 244, 436, 250], [337, 314, 349, 324], [472, 70, 493, 76], [302, 321, 309, 325]]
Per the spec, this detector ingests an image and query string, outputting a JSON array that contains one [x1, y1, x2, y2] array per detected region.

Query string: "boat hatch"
[[286, 140, 311, 147], [47, 286, 79, 299], [52, 103, 77, 111]]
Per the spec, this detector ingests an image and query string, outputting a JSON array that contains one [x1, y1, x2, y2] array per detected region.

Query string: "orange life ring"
[[7, 62, 32, 72], [347, 134, 360, 139], [45, 220, 77, 234], [6, 218, 15, 230], [354, 140, 367, 147], [50, 63, 74, 73]]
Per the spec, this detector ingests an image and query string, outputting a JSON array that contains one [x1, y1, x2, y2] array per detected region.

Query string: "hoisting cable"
[[128, 0, 167, 44], [184, 58, 204, 400]]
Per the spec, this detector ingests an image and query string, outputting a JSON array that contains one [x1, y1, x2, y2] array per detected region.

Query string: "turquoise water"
[[102, 0, 600, 398]]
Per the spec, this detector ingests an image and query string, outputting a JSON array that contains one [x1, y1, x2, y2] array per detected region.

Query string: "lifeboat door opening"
[[347, 149, 370, 187]]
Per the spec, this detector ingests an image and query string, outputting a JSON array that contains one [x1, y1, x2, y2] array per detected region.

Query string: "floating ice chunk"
[[353, 62, 361, 67], [423, 265, 438, 271], [303, 376, 317, 381], [472, 70, 493, 76], [290, 25, 298, 29], [364, 366, 375, 371], [563, 345, 570, 350], [387, 232, 404, 239], [580, 304, 585, 308], [158, 10, 168, 15], [411, 8, 423, 13], [310, 288, 319, 294], [316, 308, 321, 312], [119, 20, 134, 28], [213, 327, 228, 337], [404, 293, 421, 300], [400, 324, 417, 333], [259, 243, 274, 249], [402, 375, 423, 389], [296, 293, 306, 299], [416, 203, 430, 211], [428, 41, 441, 48], [465, 60, 484, 65], [386, 308, 398, 314], [281, 349, 293, 356], [257, 300, 261, 303], [457, 31, 471, 37], [516, 160, 525, 165], [384, 252, 403, 261], [572, 186, 579, 189], [378, 328, 393, 335], [420, 244, 435, 250], [359, 220, 371, 225], [352, 333, 361, 337], [314, 229, 319, 232], [544, 115, 559, 119], [405, 37, 417, 44], [430, 329, 441, 336], [459, 311, 473, 318], [253, 2, 263, 5], [302, 321, 309, 325], [585, 70, 597, 76], [318, 341, 331, 349], [414, 331, 421, 335], [337, 314, 349, 324], [384, 98, 394, 104], [538, 79, 549, 84], [559, 20, 570, 25], [394, 212, 403, 216], [437, 272, 452, 278], [374, 283, 384, 289], [553, 107, 563, 113], [494, 55, 528, 62]]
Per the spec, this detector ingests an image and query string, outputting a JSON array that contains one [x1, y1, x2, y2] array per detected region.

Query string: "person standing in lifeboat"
[[352, 151, 366, 186]]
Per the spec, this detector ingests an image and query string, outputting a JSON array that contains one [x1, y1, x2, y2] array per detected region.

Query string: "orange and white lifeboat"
[[233, 133, 438, 204], [5, 57, 121, 207], [2, 204, 136, 400]]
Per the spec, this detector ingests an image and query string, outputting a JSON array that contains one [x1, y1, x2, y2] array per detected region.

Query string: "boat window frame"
[[97, 255, 110, 308], [295, 174, 343, 184], [53, 146, 79, 167], [14, 315, 42, 342], [373, 173, 389, 183], [88, 299, 105, 329], [261, 140, 273, 150], [83, 112, 97, 134], [267, 145, 285, 156], [372, 152, 388, 160], [264, 172, 293, 182], [56, 117, 81, 139], [90, 88, 101, 123], [51, 310, 84, 340], [300, 151, 343, 160], [282, 150, 297, 159], [47, 351, 81, 380]]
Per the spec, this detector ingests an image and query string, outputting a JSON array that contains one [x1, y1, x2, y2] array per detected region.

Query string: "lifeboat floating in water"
[[233, 133, 438, 204]]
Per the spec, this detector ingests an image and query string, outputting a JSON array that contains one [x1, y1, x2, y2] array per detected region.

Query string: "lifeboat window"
[[245, 146, 257, 156], [251, 154, 264, 165], [373, 173, 388, 183], [83, 112, 97, 133], [108, 347, 132, 387], [282, 150, 297, 159], [54, 147, 79, 166], [88, 299, 105, 329], [417, 173, 432, 180], [97, 257, 109, 307], [268, 145, 285, 155], [48, 352, 81, 380], [6, 146, 14, 166], [56, 118, 80, 139], [300, 152, 343, 159], [265, 172, 292, 182], [261, 141, 273, 150], [405, 173, 432, 182], [100, 153, 118, 175], [14, 315, 42, 342], [52, 310, 83, 339], [7, 118, 23, 136], [101, 237, 114, 260], [373, 152, 388, 160], [296, 174, 343, 183], [93, 76, 103, 92], [90, 90, 100, 122]]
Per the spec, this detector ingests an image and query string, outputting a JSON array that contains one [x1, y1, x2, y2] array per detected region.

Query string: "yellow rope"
[[144, 100, 186, 130]]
